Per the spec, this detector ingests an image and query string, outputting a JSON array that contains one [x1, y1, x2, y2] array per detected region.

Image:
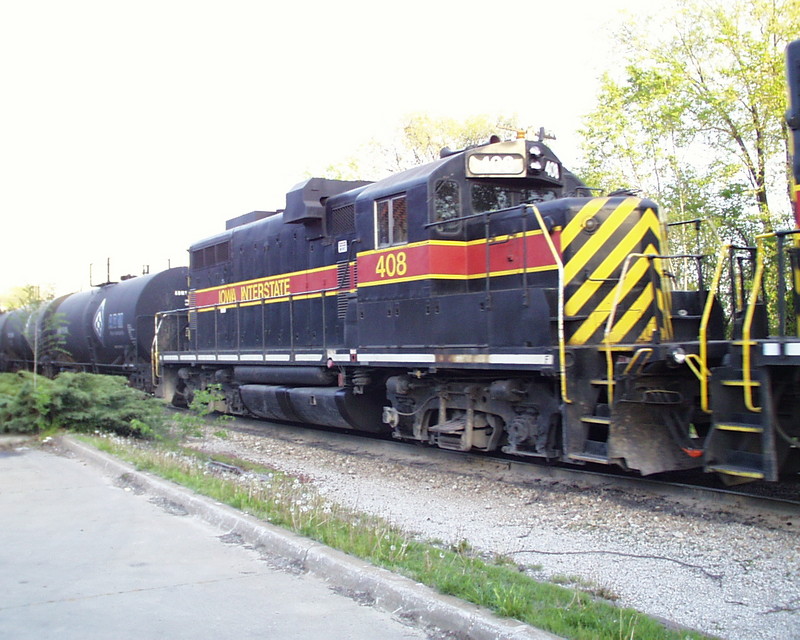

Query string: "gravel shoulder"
[[190, 424, 800, 640]]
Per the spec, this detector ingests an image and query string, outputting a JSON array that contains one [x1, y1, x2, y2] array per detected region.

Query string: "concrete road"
[[0, 445, 427, 640]]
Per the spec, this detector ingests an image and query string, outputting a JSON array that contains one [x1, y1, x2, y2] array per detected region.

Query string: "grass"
[[0, 365, 715, 639], [81, 432, 717, 640]]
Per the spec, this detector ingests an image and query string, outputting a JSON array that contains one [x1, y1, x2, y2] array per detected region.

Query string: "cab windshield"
[[471, 182, 556, 214]]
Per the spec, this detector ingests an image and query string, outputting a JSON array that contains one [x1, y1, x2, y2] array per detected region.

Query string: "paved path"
[[0, 445, 427, 640]]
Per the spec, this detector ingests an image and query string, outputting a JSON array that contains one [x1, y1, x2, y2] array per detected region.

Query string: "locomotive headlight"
[[528, 145, 544, 173]]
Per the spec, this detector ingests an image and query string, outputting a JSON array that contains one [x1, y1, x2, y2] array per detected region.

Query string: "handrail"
[[695, 244, 729, 413], [602, 253, 657, 404], [696, 230, 800, 413], [738, 234, 770, 412], [151, 284, 344, 368], [739, 231, 800, 411], [151, 313, 164, 382], [528, 205, 570, 404]]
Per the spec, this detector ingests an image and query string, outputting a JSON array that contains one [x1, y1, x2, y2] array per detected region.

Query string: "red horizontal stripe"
[[194, 234, 561, 306]]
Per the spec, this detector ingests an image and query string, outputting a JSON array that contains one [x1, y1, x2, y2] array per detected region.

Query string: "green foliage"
[[0, 284, 55, 312], [321, 112, 524, 180], [0, 372, 168, 437], [0, 372, 54, 433], [188, 383, 226, 416], [50, 373, 167, 436], [579, 0, 800, 242], [166, 383, 231, 439]]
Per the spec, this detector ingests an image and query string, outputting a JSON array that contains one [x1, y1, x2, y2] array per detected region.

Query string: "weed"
[[79, 434, 716, 640]]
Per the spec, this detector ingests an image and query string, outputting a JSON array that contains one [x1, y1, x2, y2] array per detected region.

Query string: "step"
[[428, 419, 465, 434], [706, 465, 765, 480], [720, 379, 761, 388], [568, 453, 609, 464], [715, 422, 763, 434], [640, 389, 682, 404]]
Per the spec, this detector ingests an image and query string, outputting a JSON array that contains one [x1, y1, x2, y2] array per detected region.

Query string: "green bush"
[[0, 372, 54, 433], [0, 371, 167, 437]]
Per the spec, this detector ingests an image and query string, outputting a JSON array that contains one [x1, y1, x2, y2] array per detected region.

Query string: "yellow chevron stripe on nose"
[[567, 248, 656, 344], [565, 208, 661, 317], [560, 197, 610, 248], [562, 198, 640, 283]]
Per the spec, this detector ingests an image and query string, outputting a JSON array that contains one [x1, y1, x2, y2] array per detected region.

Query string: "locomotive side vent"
[[188, 290, 198, 331], [337, 261, 351, 319], [331, 204, 356, 236]]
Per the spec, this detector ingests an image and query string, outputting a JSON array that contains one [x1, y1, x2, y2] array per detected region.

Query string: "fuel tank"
[[239, 384, 385, 433]]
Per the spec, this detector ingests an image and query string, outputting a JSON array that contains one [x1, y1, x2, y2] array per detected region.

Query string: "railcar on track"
[[152, 133, 800, 483], [0, 268, 188, 392]]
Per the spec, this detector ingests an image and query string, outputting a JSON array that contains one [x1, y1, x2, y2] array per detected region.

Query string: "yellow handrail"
[[623, 348, 652, 375], [529, 205, 570, 404], [696, 244, 729, 413], [151, 313, 164, 383], [738, 234, 773, 413], [602, 253, 656, 404]]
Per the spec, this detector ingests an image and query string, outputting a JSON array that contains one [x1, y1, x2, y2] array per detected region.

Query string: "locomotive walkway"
[[0, 436, 556, 640]]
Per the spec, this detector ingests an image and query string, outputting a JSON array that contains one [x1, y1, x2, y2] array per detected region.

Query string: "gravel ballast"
[[191, 425, 799, 640]]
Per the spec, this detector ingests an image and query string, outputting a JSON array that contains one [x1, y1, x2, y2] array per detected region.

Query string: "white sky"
[[0, 0, 665, 299]]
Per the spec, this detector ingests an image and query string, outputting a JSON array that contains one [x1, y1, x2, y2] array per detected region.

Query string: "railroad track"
[[197, 413, 800, 522]]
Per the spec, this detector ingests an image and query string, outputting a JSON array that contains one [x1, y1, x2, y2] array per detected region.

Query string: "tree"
[[0, 286, 68, 382], [579, 0, 800, 243], [323, 113, 524, 180], [0, 284, 55, 312]]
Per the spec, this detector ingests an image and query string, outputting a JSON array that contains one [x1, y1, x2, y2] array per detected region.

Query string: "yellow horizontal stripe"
[[707, 467, 764, 479], [355, 230, 547, 258], [198, 231, 556, 297], [197, 291, 338, 312], [721, 380, 761, 387], [357, 264, 558, 287], [195, 263, 345, 295], [717, 424, 762, 433]]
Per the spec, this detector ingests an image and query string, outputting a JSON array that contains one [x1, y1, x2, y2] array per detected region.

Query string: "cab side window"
[[433, 179, 461, 233], [376, 194, 407, 247]]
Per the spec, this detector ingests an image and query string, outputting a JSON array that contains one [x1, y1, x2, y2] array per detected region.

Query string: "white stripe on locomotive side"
[[162, 352, 553, 366]]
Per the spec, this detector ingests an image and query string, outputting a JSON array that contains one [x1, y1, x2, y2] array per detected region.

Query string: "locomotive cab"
[[349, 137, 579, 355]]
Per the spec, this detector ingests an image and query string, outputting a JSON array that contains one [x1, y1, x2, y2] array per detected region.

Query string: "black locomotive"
[[148, 133, 799, 483]]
